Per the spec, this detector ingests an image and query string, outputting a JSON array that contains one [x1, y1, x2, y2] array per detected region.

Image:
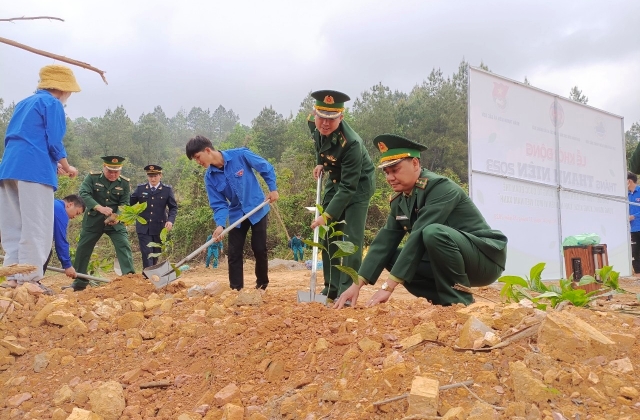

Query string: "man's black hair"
[[186, 135, 215, 160], [628, 172, 638, 183], [63, 194, 86, 211]]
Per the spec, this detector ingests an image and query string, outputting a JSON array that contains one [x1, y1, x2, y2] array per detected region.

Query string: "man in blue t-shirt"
[[0, 65, 80, 288], [628, 172, 640, 276], [186, 135, 279, 290]]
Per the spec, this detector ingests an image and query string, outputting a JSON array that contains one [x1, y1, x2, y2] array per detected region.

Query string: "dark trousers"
[[138, 233, 161, 268], [227, 214, 269, 290], [631, 231, 640, 273], [386, 224, 504, 305]]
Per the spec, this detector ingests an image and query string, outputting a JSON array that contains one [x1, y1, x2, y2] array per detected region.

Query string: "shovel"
[[143, 200, 270, 288], [297, 176, 328, 304], [0, 255, 109, 285]]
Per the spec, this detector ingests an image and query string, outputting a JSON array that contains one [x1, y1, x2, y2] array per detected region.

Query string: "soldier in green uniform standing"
[[334, 134, 508, 308], [308, 90, 375, 299], [68, 156, 135, 291]]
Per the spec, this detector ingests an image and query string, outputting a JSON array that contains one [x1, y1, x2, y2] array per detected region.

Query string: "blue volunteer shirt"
[[0, 90, 67, 190], [629, 185, 640, 233], [53, 199, 72, 269], [205, 148, 277, 228]]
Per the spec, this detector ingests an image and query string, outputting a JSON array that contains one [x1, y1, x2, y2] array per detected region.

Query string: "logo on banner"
[[492, 82, 509, 109], [595, 121, 606, 138], [549, 102, 564, 128]]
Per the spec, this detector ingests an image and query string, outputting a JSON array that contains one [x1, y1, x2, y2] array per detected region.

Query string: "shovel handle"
[[170, 199, 271, 270], [309, 175, 323, 298], [46, 266, 110, 283], [0, 256, 110, 283]]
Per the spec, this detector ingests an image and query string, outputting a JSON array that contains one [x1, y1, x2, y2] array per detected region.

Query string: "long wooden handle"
[[0, 255, 109, 283], [46, 266, 110, 283]]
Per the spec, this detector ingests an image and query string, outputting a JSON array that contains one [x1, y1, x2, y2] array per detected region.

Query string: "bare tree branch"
[[0, 36, 108, 84], [0, 16, 65, 23]]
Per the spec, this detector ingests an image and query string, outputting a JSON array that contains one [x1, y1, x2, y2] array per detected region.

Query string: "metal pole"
[[310, 175, 322, 301]]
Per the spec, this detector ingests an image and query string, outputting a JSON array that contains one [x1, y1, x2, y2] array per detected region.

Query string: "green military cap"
[[101, 155, 125, 171], [144, 164, 162, 174], [311, 90, 350, 119], [373, 134, 427, 169]]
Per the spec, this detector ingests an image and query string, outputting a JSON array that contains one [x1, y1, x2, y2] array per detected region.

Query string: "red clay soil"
[[0, 265, 639, 419]]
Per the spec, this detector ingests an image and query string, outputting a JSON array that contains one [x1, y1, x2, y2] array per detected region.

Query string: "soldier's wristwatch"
[[381, 281, 392, 291]]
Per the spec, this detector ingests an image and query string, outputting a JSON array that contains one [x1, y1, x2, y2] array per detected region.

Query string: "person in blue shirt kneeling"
[[39, 195, 86, 294], [186, 135, 279, 290]]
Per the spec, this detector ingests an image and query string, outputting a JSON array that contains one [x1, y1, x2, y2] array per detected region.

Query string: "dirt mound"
[[1, 271, 639, 419]]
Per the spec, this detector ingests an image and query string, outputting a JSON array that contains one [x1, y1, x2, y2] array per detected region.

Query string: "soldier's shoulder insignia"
[[89, 171, 100, 175], [163, 183, 172, 188], [389, 192, 402, 202], [340, 132, 347, 148], [137, 182, 146, 187], [120, 175, 130, 182], [415, 177, 428, 189]]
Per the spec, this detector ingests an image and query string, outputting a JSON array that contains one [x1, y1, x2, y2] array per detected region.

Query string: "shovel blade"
[[296, 290, 328, 304], [142, 260, 178, 289]]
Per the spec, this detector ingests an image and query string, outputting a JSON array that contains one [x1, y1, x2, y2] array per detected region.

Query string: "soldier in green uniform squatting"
[[68, 156, 135, 291], [308, 90, 376, 300], [334, 134, 508, 308]]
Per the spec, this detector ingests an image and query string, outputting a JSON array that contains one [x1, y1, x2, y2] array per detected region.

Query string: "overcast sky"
[[1, 0, 639, 130]]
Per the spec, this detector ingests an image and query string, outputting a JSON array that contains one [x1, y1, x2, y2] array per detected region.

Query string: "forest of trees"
[[1, 59, 639, 270]]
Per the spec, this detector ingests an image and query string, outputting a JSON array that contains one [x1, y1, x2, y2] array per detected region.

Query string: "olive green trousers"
[[388, 224, 503, 305]]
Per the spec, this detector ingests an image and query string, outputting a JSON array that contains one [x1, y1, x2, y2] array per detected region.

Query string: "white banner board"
[[468, 67, 629, 279]]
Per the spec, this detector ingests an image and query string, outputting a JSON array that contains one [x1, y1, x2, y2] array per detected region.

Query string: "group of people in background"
[[1, 65, 509, 307], [0, 64, 180, 292], [67, 158, 178, 291]]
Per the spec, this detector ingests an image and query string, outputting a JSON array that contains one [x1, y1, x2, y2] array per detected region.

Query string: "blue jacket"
[[0, 90, 67, 190], [205, 148, 277, 227], [53, 199, 72, 269], [629, 186, 640, 233]]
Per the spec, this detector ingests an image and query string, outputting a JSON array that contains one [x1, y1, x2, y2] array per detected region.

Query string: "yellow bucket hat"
[[37, 64, 81, 93]]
